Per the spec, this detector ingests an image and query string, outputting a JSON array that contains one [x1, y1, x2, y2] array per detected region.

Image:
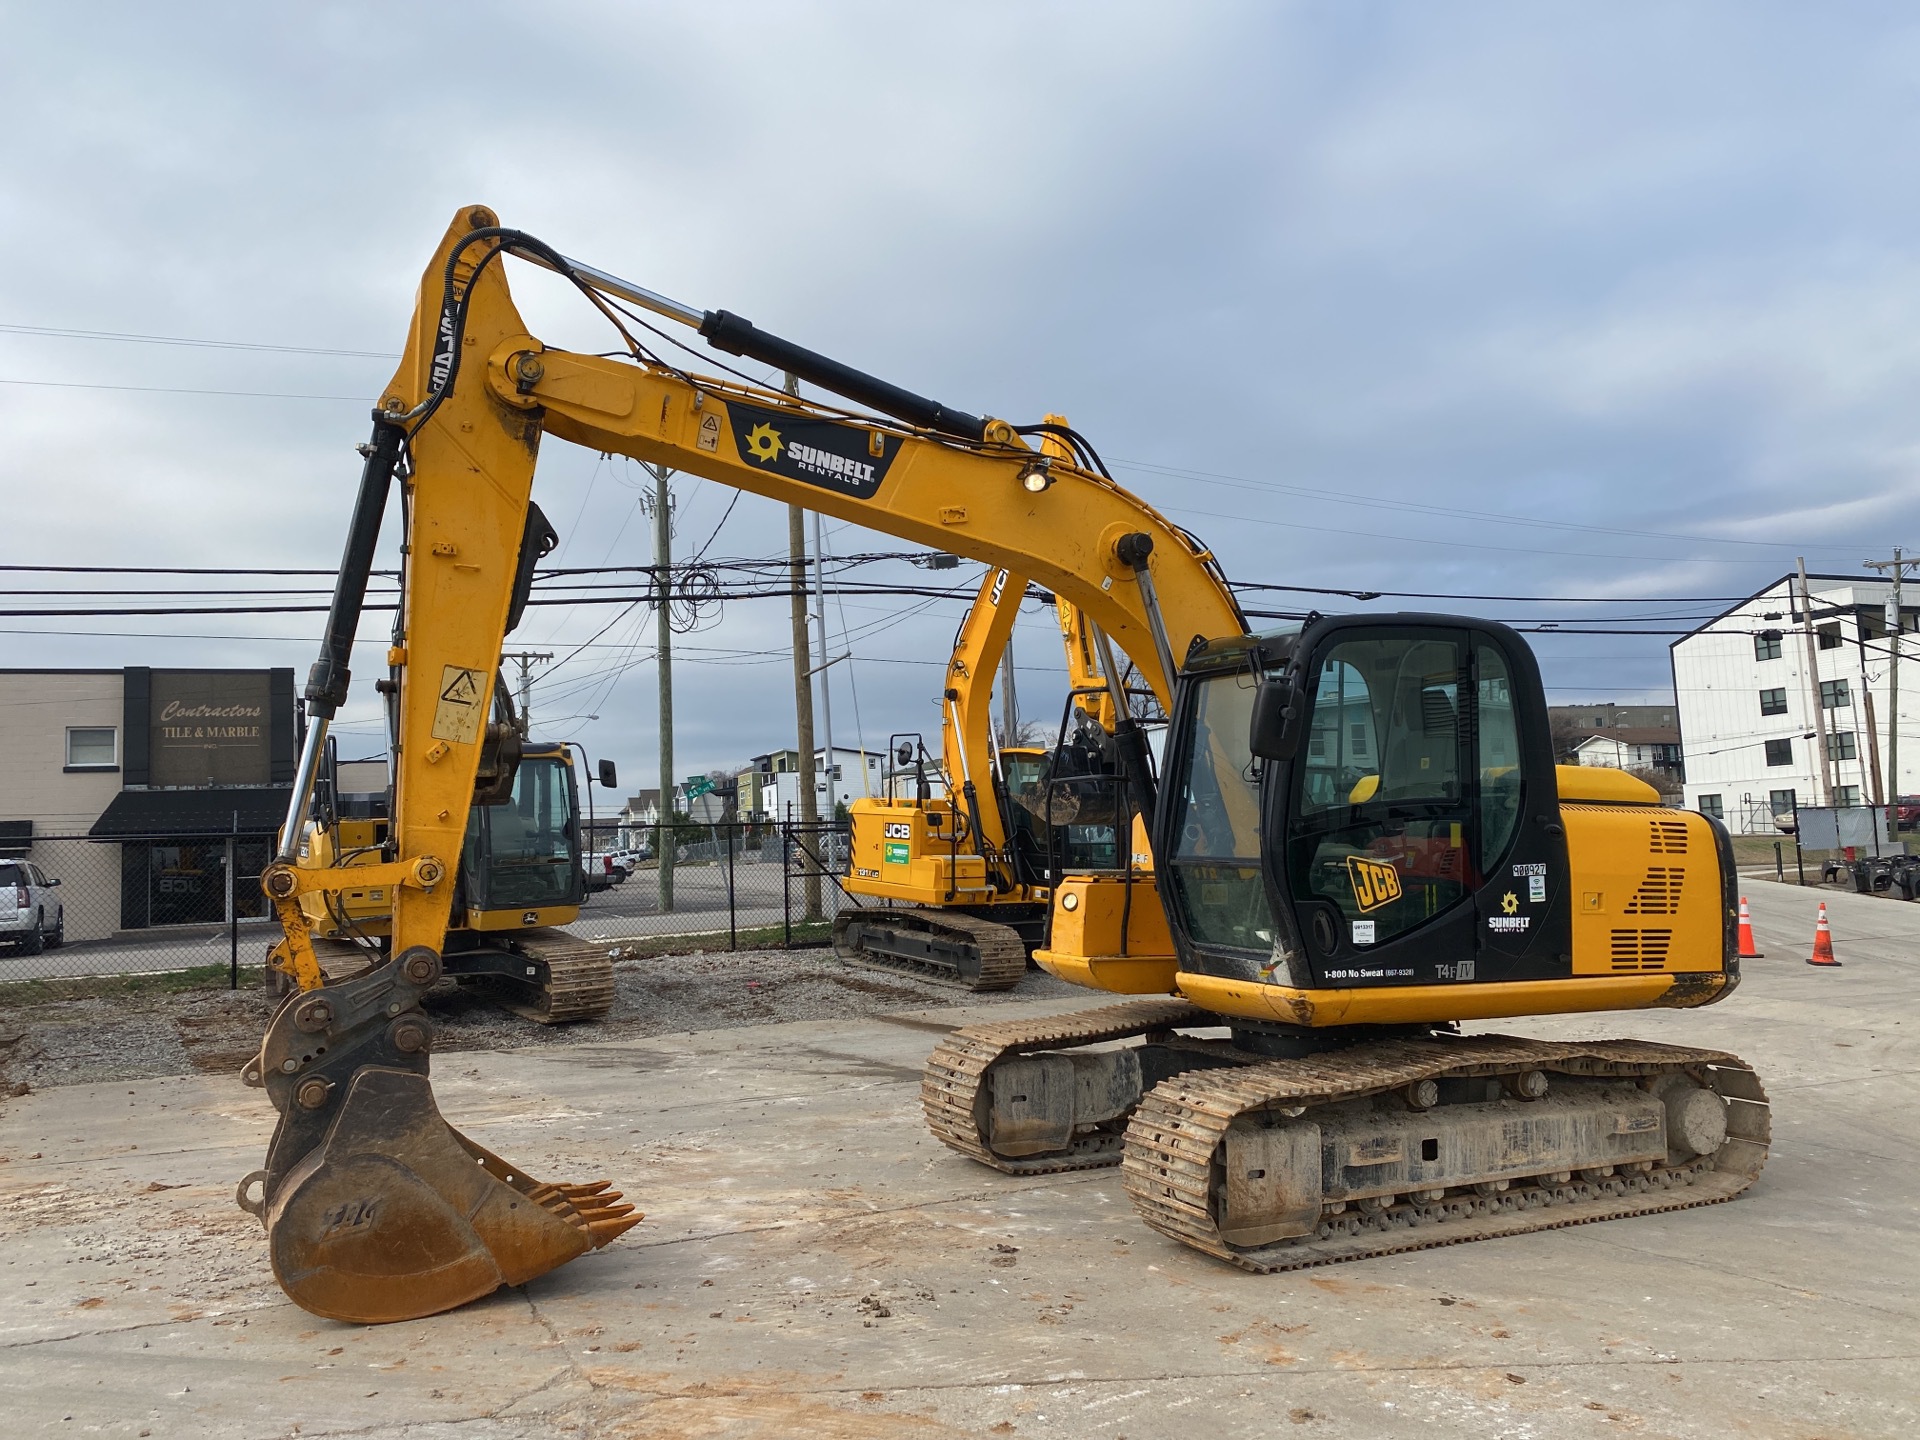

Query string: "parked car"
[[0, 859, 64, 954], [581, 853, 628, 893], [1896, 795, 1920, 831]]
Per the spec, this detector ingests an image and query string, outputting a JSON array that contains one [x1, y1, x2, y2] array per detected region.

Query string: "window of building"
[[1835, 784, 1862, 807], [1754, 632, 1782, 661], [1697, 794, 1724, 820], [1817, 622, 1843, 650], [1764, 738, 1793, 767], [1758, 687, 1788, 716], [1825, 731, 1858, 761], [65, 726, 118, 770], [1820, 679, 1851, 709], [1769, 788, 1798, 817]]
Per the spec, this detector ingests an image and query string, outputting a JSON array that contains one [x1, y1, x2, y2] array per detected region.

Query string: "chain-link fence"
[[0, 829, 275, 986], [0, 820, 852, 990], [571, 820, 851, 950]]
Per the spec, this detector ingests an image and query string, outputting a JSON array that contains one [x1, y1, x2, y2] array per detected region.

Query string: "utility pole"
[[648, 462, 675, 913], [500, 651, 552, 735], [784, 373, 822, 920], [999, 628, 1020, 748], [812, 510, 837, 824], [1796, 558, 1834, 809], [1865, 547, 1918, 842]]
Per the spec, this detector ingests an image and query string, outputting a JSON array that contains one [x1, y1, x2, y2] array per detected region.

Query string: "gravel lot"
[[0, 947, 1078, 1094]]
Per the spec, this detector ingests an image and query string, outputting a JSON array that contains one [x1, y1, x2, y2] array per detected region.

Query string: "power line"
[[1230, 580, 1750, 604], [0, 376, 369, 400], [0, 559, 1771, 607], [0, 322, 397, 359]]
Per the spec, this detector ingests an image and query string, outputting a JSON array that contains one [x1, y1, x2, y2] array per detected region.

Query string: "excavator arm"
[[936, 563, 1028, 859]]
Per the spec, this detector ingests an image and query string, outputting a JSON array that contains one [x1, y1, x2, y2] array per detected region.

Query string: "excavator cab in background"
[[835, 531, 1139, 989], [281, 735, 618, 1023]]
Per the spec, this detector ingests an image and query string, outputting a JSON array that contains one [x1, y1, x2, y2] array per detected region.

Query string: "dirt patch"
[[0, 948, 1077, 1090]]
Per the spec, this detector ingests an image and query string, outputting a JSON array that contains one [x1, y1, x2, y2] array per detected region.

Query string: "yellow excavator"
[[281, 715, 622, 1022], [835, 561, 1050, 989], [835, 539, 1130, 989], [837, 427, 1157, 992], [245, 207, 1766, 1325]]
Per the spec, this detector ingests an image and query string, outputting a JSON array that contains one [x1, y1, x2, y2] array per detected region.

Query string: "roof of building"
[[1571, 728, 1681, 747], [1669, 572, 1897, 651]]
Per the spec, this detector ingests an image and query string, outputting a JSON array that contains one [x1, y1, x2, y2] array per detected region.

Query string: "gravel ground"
[[0, 947, 1080, 1094]]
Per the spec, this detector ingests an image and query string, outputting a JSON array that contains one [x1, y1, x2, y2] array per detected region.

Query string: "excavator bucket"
[[240, 953, 640, 1324]]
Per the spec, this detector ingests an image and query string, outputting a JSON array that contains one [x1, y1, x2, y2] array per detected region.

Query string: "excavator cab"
[[454, 744, 585, 927], [1158, 614, 1576, 997]]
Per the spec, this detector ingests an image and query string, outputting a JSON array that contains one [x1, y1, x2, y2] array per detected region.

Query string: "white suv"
[[0, 859, 64, 954]]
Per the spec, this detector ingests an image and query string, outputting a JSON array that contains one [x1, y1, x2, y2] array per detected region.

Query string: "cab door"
[[1276, 619, 1570, 989]]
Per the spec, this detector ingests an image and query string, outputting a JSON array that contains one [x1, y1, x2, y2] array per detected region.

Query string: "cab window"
[[1165, 669, 1275, 951], [1476, 644, 1523, 870], [463, 757, 579, 910], [1287, 634, 1473, 951]]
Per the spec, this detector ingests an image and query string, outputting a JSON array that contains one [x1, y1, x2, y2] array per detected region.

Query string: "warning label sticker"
[[431, 665, 488, 745]]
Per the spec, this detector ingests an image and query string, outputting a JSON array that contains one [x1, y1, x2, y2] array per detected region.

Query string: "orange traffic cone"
[[1807, 902, 1841, 967], [1737, 896, 1763, 959]]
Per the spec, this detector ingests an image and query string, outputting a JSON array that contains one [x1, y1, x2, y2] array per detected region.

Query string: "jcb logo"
[[882, 822, 912, 840], [1346, 855, 1402, 913]]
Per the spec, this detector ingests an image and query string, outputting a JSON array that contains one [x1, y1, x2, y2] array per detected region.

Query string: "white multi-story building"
[[1673, 574, 1916, 834], [737, 747, 884, 821]]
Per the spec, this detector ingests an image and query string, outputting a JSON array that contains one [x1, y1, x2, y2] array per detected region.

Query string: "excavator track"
[[461, 929, 619, 1024], [922, 997, 1204, 1172], [1122, 1033, 1770, 1273], [834, 906, 1029, 992]]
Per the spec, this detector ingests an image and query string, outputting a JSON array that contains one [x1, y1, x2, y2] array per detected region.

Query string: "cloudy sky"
[[6, 3, 1917, 795]]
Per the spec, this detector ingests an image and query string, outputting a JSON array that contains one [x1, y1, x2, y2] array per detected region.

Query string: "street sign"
[[686, 776, 715, 798]]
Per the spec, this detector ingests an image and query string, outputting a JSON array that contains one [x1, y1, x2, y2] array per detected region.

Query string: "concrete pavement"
[[0, 880, 1915, 1437]]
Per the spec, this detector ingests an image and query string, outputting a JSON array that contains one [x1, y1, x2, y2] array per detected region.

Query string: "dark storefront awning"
[[89, 786, 293, 839]]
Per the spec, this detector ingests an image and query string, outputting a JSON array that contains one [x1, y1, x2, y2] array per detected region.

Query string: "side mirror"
[[1249, 674, 1306, 762], [597, 758, 618, 789]]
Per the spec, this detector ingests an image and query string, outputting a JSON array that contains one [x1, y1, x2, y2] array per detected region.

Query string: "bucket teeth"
[[528, 1179, 638, 1243], [586, 1210, 645, 1246]]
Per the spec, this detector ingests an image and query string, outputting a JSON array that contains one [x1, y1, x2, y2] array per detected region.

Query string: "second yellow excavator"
[[836, 421, 1151, 991], [243, 207, 1767, 1326], [834, 565, 1131, 989]]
